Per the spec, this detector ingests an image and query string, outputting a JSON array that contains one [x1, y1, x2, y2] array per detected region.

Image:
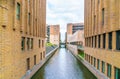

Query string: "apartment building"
[[84, 0, 120, 79], [0, 0, 46, 79], [67, 23, 84, 43], [49, 25, 60, 45]]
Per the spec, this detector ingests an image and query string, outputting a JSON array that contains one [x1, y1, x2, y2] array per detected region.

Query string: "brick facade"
[[85, 0, 120, 79], [0, 0, 46, 79]]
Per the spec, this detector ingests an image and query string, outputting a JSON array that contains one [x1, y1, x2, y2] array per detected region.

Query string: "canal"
[[31, 48, 97, 79]]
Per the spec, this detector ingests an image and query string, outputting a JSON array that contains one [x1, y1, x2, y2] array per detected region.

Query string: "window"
[[27, 38, 30, 50], [94, 15, 96, 32], [102, 61, 105, 73], [21, 37, 25, 50], [98, 0, 100, 4], [39, 40, 41, 48], [92, 37, 93, 47], [40, 53, 42, 60], [95, 36, 97, 48], [91, 56, 93, 65], [103, 34, 106, 48], [16, 3, 20, 20], [115, 67, 120, 79], [97, 59, 100, 70], [108, 32, 112, 49], [102, 8, 105, 26], [28, 13, 31, 25], [31, 38, 33, 49], [94, 58, 96, 67], [26, 58, 30, 70], [116, 31, 120, 50], [34, 55, 36, 65], [42, 40, 44, 47], [98, 35, 101, 48], [107, 64, 112, 78]]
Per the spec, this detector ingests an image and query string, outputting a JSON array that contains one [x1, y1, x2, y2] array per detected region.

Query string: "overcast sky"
[[46, 0, 84, 42]]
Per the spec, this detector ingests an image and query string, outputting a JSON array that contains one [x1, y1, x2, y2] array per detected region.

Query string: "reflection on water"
[[31, 48, 97, 79]]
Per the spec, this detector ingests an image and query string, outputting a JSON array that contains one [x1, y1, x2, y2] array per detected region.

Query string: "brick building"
[[0, 0, 46, 79], [84, 0, 120, 79], [67, 23, 84, 42], [49, 25, 60, 45]]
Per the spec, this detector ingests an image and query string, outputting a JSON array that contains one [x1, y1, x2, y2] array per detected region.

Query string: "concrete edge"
[[68, 49, 108, 79], [21, 46, 59, 79]]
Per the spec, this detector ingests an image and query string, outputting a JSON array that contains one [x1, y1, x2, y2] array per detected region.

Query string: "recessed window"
[[98, 35, 101, 48], [102, 61, 105, 73], [92, 37, 93, 47], [26, 58, 30, 70], [16, 3, 20, 20], [108, 32, 112, 49], [21, 37, 25, 50], [107, 64, 112, 78], [103, 34, 106, 48], [39, 40, 41, 48], [115, 67, 120, 79], [94, 57, 96, 67], [34, 55, 36, 65], [31, 38, 33, 49], [27, 38, 30, 50], [97, 59, 100, 70], [28, 13, 31, 25], [95, 36, 97, 48], [42, 40, 44, 47], [102, 8, 105, 26], [116, 31, 120, 50]]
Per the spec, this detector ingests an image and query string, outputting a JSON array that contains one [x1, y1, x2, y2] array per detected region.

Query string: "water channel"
[[31, 48, 97, 79]]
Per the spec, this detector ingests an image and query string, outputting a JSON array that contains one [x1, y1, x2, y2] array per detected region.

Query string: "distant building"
[[67, 23, 84, 43], [67, 23, 84, 35], [85, 0, 120, 79], [49, 25, 60, 45], [46, 25, 50, 42], [0, 0, 46, 79], [66, 23, 84, 55]]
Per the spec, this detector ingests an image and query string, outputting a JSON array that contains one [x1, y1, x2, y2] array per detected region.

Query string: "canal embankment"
[[31, 48, 97, 79], [67, 44, 108, 79], [22, 46, 59, 79]]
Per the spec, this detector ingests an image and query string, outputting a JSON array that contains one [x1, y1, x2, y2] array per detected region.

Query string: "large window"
[[103, 34, 106, 48], [21, 37, 25, 50], [98, 35, 101, 48], [97, 59, 100, 70], [116, 31, 120, 50], [107, 64, 112, 78], [108, 32, 112, 49], [115, 67, 120, 79], [102, 61, 105, 73], [16, 3, 20, 20]]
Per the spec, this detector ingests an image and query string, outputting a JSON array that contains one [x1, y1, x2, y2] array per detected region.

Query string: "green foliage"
[[46, 42, 54, 47], [78, 51, 84, 59]]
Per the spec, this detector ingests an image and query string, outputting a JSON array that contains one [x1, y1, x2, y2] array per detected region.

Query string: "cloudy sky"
[[46, 0, 84, 41]]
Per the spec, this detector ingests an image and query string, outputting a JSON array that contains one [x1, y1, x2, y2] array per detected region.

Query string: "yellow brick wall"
[[85, 0, 120, 79], [0, 0, 46, 79]]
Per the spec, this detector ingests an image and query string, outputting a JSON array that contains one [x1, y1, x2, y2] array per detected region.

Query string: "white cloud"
[[47, 0, 84, 41]]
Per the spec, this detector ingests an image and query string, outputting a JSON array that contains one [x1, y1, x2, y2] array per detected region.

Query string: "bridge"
[[59, 42, 66, 48]]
